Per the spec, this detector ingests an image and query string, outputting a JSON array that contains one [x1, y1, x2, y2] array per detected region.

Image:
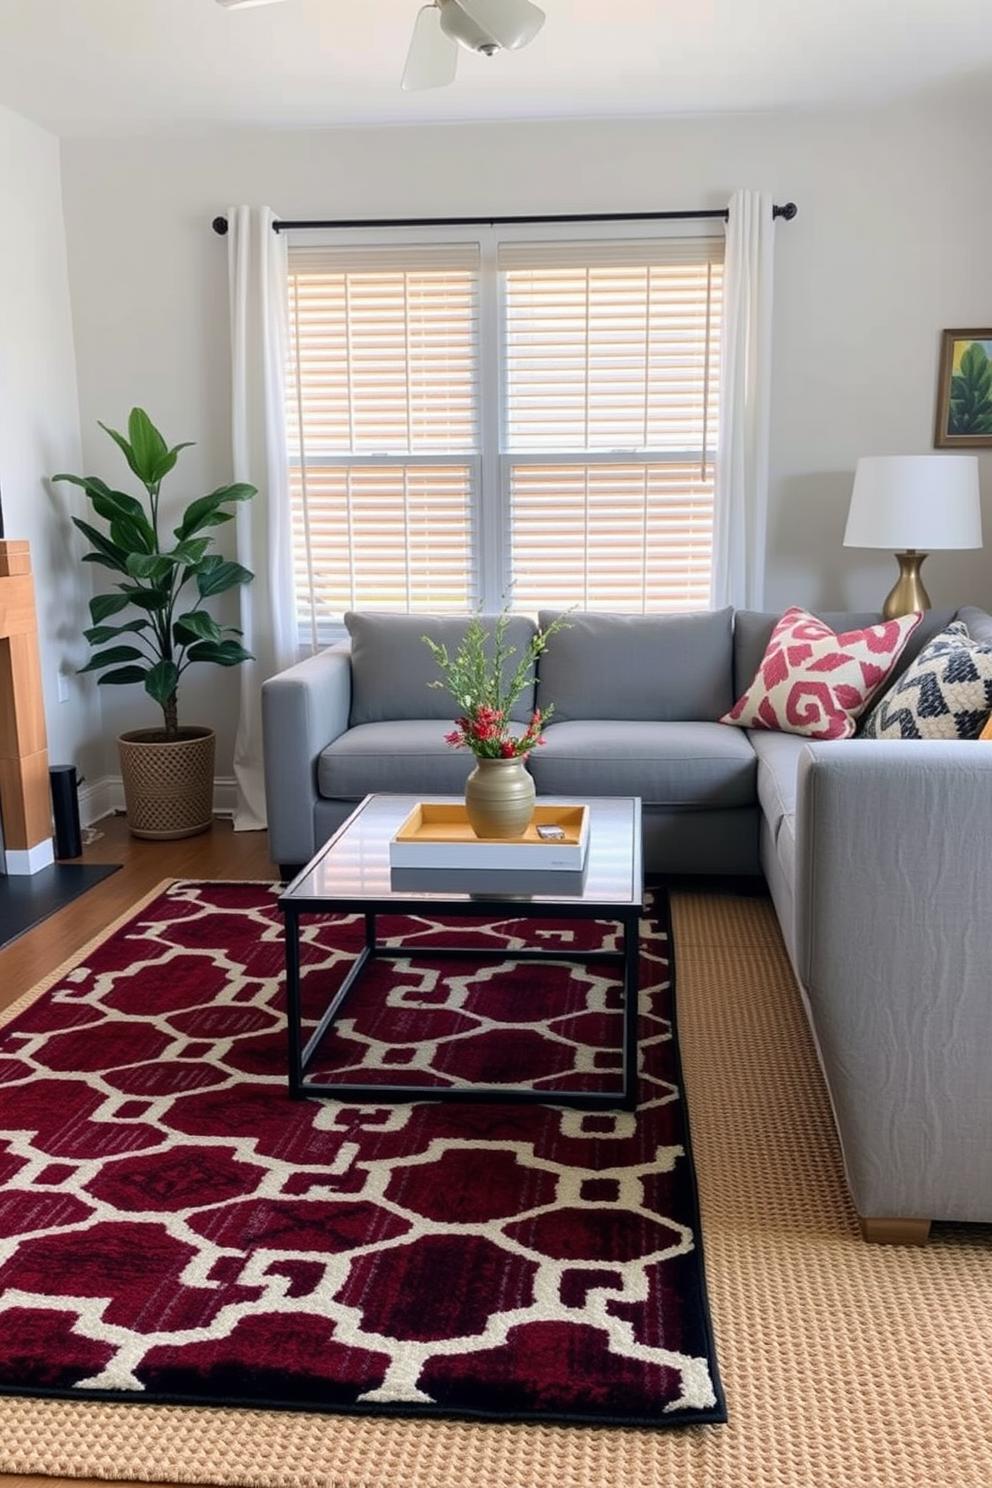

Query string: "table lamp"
[[843, 454, 982, 619]]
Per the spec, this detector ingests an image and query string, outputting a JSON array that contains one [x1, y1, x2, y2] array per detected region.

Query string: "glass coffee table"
[[279, 793, 644, 1109]]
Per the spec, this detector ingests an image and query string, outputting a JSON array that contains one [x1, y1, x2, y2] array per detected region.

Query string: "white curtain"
[[227, 206, 296, 830], [710, 190, 776, 609]]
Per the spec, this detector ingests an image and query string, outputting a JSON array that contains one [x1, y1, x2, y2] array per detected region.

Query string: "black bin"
[[50, 764, 82, 860]]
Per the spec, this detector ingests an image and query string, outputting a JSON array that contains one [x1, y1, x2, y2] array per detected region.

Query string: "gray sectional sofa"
[[262, 603, 992, 1243]]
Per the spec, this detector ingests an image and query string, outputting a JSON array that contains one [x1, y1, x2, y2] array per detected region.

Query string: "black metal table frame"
[[282, 894, 642, 1110]]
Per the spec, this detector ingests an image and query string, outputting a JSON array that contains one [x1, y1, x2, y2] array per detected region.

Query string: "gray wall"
[[0, 105, 100, 790], [9, 83, 992, 799]]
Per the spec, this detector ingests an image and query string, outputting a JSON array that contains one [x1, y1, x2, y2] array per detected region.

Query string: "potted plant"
[[54, 408, 256, 839]]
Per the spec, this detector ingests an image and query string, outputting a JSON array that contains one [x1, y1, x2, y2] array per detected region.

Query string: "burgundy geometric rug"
[[0, 881, 725, 1429]]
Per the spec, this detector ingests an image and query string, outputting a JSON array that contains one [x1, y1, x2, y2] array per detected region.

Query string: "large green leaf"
[[84, 619, 150, 646], [187, 639, 254, 666], [126, 553, 174, 584], [149, 444, 196, 486], [54, 475, 152, 542], [72, 517, 130, 573], [145, 660, 181, 708], [89, 591, 134, 624], [109, 514, 156, 555], [174, 610, 223, 644], [132, 404, 195, 485], [177, 485, 256, 540], [78, 644, 146, 674], [97, 419, 149, 487], [82, 552, 129, 574], [196, 558, 254, 597], [52, 473, 117, 502], [119, 585, 170, 611], [93, 665, 149, 687], [99, 410, 194, 490], [87, 485, 153, 532], [171, 537, 211, 568]]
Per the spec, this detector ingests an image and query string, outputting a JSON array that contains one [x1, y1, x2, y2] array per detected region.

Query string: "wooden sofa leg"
[[858, 1215, 931, 1246]]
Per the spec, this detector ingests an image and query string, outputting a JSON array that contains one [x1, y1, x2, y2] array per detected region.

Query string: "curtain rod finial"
[[774, 201, 798, 221], [212, 216, 229, 236]]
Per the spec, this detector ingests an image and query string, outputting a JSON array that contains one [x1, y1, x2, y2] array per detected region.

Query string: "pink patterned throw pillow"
[[723, 607, 923, 739]]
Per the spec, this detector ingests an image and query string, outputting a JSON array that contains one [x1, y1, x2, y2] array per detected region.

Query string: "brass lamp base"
[[882, 550, 930, 620]]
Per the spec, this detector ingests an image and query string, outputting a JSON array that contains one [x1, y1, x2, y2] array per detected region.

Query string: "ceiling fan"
[[215, 0, 546, 92]]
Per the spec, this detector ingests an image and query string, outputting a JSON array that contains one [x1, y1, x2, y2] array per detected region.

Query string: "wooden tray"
[[389, 802, 589, 870]]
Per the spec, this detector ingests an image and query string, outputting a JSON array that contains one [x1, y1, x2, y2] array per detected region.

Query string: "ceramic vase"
[[464, 755, 536, 839]]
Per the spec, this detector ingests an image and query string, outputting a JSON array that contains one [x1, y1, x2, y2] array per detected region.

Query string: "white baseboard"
[[81, 775, 240, 826], [4, 838, 55, 875], [79, 775, 117, 827]]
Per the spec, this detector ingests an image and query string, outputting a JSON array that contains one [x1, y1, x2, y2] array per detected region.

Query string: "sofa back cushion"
[[345, 611, 539, 726], [955, 605, 992, 647], [732, 607, 957, 700], [723, 606, 923, 739], [859, 618, 992, 739], [536, 608, 735, 722]]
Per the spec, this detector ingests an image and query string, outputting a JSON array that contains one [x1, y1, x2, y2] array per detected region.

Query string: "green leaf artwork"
[[948, 340, 992, 437]]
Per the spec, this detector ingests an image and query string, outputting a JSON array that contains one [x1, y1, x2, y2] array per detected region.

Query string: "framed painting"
[[934, 328, 992, 448]]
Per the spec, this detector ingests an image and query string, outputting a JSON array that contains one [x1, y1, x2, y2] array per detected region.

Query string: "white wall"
[[0, 106, 100, 794], [56, 84, 992, 763]]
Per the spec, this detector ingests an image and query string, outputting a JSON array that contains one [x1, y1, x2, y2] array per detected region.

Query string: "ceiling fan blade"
[[215, 0, 289, 9], [449, 0, 545, 50], [402, 6, 459, 91]]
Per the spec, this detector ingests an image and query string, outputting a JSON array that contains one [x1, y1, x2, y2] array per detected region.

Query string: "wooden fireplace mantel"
[[0, 540, 54, 874]]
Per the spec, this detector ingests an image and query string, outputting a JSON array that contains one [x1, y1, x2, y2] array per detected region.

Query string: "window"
[[285, 227, 723, 645]]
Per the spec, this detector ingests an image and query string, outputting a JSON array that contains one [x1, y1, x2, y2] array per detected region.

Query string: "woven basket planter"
[[117, 726, 216, 840]]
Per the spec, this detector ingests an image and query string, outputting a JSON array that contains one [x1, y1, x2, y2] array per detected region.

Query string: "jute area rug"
[[2, 887, 991, 1488]]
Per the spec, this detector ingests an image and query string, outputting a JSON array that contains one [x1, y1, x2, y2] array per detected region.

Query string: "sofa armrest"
[[261, 642, 352, 868], [794, 740, 992, 1221]]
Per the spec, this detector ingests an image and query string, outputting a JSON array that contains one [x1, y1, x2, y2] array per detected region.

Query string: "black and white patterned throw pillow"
[[860, 621, 992, 740]]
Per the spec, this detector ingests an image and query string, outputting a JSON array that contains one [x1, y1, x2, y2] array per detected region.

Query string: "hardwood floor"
[[0, 814, 279, 1015], [0, 814, 279, 1488]]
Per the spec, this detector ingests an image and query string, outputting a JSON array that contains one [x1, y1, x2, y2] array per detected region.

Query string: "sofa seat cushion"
[[537, 608, 735, 722], [528, 720, 756, 808], [318, 721, 478, 800], [769, 805, 797, 928], [748, 729, 807, 840]]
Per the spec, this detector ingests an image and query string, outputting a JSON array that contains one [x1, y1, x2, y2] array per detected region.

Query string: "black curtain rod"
[[211, 202, 797, 235]]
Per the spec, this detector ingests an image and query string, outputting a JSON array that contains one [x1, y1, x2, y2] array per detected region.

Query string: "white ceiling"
[[0, 0, 990, 138]]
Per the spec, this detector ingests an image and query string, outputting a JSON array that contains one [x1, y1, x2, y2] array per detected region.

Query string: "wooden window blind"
[[285, 231, 722, 641], [500, 238, 722, 612], [286, 244, 480, 642]]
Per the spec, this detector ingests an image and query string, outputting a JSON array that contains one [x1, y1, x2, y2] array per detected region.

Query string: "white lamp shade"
[[844, 454, 982, 551]]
